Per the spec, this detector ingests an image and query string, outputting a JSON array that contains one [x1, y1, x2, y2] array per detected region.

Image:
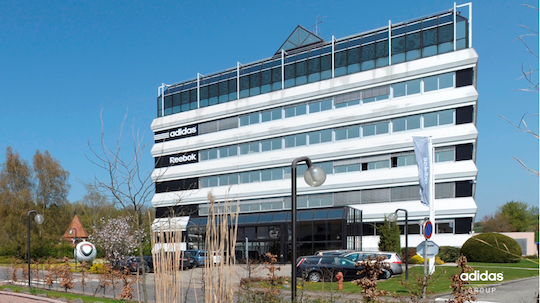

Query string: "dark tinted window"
[[304, 257, 320, 265], [456, 143, 473, 161], [455, 217, 473, 234], [456, 106, 474, 124], [320, 257, 335, 265], [456, 68, 473, 87], [455, 181, 473, 197]]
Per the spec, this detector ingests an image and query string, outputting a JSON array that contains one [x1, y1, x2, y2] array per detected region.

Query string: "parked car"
[[296, 255, 391, 283], [314, 249, 355, 256], [183, 251, 196, 269], [341, 251, 403, 275], [143, 255, 154, 273], [126, 256, 150, 274], [186, 250, 206, 266]]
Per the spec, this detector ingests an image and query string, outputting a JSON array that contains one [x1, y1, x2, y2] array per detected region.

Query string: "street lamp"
[[27, 210, 44, 289], [69, 228, 78, 244], [291, 156, 326, 302], [388, 209, 408, 281], [70, 228, 78, 268]]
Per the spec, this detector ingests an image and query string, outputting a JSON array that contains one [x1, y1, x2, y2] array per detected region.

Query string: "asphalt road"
[[0, 264, 538, 302], [434, 275, 539, 303]]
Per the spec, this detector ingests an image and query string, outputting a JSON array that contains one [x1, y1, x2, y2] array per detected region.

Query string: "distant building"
[[151, 3, 477, 261], [63, 215, 89, 246]]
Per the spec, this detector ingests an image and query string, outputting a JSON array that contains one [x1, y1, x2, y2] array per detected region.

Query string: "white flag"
[[413, 137, 432, 208]]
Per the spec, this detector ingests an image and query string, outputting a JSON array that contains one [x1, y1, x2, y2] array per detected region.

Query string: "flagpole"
[[428, 137, 435, 275]]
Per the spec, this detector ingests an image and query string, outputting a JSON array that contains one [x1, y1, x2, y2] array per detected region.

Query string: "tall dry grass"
[[152, 218, 195, 303], [204, 192, 239, 303], [151, 191, 238, 303]]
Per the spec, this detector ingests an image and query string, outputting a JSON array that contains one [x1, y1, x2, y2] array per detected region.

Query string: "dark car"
[[314, 249, 355, 256], [126, 256, 150, 274], [296, 255, 391, 283], [183, 251, 196, 269], [143, 255, 154, 273]]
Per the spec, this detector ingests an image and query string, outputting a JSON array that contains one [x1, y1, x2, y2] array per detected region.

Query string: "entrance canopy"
[[152, 216, 190, 232]]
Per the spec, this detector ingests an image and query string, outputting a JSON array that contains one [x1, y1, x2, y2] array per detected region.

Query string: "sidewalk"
[[0, 290, 66, 303]]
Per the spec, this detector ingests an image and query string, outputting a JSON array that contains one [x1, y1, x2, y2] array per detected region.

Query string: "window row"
[[199, 146, 458, 188], [198, 181, 468, 216], [163, 71, 461, 141], [199, 109, 455, 161], [158, 14, 469, 117]]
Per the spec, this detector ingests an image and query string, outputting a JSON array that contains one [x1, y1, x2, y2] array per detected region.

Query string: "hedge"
[[461, 233, 522, 263]]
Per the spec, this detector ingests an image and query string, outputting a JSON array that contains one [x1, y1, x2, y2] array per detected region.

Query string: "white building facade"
[[151, 3, 477, 262]]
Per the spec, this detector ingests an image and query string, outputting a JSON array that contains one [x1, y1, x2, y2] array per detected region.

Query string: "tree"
[[33, 150, 72, 254], [90, 216, 139, 264], [377, 217, 401, 253], [481, 201, 538, 232], [500, 4, 539, 176], [72, 184, 120, 230], [86, 110, 154, 302], [0, 147, 35, 257]]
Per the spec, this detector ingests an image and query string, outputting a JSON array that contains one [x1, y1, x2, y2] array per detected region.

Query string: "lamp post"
[[27, 210, 44, 289], [69, 228, 78, 244], [388, 208, 408, 281], [291, 156, 326, 302], [70, 228, 78, 268]]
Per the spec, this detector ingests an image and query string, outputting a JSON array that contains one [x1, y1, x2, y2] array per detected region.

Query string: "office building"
[[151, 3, 477, 262]]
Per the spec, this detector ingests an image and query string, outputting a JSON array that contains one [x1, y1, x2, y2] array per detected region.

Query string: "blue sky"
[[0, 0, 538, 220]]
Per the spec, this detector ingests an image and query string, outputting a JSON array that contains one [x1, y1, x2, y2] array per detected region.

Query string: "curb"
[[0, 290, 67, 303]]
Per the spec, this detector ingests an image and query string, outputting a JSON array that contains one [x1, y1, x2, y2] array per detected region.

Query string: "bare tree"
[[500, 4, 539, 177], [86, 109, 154, 303]]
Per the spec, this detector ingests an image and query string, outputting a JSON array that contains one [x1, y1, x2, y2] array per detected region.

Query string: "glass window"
[[208, 176, 218, 187], [393, 82, 406, 98], [335, 128, 347, 140], [393, 118, 406, 132], [363, 124, 375, 136], [309, 101, 321, 113], [296, 134, 306, 146], [261, 111, 271, 122], [436, 150, 454, 162], [320, 129, 332, 142], [439, 109, 454, 125], [439, 73, 454, 89], [261, 170, 271, 181], [348, 125, 360, 138], [219, 146, 237, 158], [272, 167, 283, 180], [376, 122, 389, 134], [261, 140, 272, 152], [285, 135, 295, 148], [240, 142, 259, 154], [407, 79, 421, 95], [423, 75, 438, 92], [407, 115, 421, 129], [309, 131, 321, 144], [321, 99, 332, 111], [424, 112, 438, 127], [240, 172, 250, 183]]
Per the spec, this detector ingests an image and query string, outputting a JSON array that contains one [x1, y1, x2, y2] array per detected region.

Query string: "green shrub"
[[408, 254, 444, 265], [89, 262, 105, 274], [438, 246, 461, 262], [461, 233, 522, 263]]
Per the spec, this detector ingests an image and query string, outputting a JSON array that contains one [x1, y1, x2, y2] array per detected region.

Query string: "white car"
[[342, 251, 403, 275]]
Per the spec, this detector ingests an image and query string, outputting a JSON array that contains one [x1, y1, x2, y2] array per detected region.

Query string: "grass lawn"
[[299, 259, 539, 297], [0, 285, 130, 303]]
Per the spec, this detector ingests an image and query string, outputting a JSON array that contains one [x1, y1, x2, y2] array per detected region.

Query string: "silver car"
[[342, 251, 403, 275]]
